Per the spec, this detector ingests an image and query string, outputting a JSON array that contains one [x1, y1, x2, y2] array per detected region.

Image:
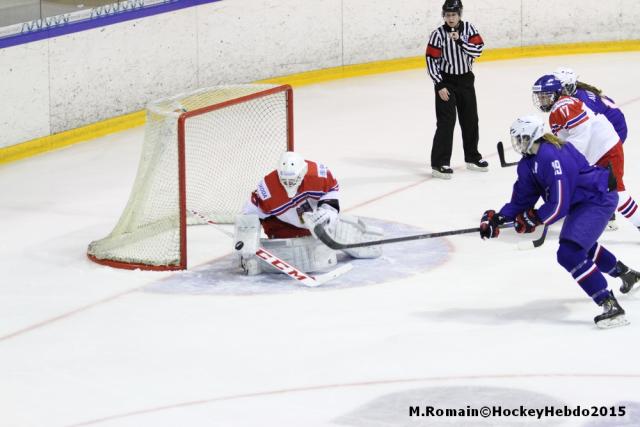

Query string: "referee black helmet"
[[442, 0, 463, 15]]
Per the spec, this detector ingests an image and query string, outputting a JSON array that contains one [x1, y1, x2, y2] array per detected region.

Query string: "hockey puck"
[[235, 241, 244, 250]]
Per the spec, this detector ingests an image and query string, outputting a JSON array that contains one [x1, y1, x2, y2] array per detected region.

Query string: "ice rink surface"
[[1, 52, 640, 426]]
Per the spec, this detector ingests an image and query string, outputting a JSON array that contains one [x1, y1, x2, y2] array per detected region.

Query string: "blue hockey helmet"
[[532, 74, 563, 113]]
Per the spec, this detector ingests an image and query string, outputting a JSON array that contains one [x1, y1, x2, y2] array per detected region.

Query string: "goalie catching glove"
[[303, 203, 339, 235], [479, 210, 507, 240], [515, 208, 541, 234]]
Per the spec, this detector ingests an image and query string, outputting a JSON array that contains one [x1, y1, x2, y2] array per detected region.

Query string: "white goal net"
[[88, 84, 293, 270]]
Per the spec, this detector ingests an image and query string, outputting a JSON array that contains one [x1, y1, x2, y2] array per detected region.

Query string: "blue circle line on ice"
[[66, 373, 640, 427], [144, 217, 454, 295]]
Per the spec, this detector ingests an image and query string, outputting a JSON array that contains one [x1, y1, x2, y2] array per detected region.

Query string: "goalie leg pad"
[[234, 214, 262, 275], [261, 236, 338, 273], [239, 256, 262, 276], [333, 215, 383, 259], [234, 214, 260, 255]]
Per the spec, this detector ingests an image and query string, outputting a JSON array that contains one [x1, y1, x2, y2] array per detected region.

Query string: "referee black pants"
[[431, 72, 482, 168]]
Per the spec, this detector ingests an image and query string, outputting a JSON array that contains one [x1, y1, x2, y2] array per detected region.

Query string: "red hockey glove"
[[480, 210, 506, 240], [515, 209, 542, 234]]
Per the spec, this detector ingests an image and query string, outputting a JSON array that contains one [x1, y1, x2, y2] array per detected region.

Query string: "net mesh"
[[88, 84, 291, 269]]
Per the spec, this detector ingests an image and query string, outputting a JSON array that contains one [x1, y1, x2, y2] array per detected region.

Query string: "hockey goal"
[[88, 84, 293, 270]]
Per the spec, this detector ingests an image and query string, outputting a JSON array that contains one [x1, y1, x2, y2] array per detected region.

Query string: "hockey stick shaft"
[[313, 215, 544, 252], [190, 210, 348, 286], [254, 247, 334, 287], [497, 141, 518, 167], [189, 209, 234, 237], [314, 224, 506, 250]]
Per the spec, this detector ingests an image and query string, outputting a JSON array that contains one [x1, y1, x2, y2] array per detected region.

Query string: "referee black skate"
[[426, 0, 488, 179]]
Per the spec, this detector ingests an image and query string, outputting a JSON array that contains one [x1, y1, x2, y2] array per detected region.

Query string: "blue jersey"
[[499, 142, 612, 225], [574, 88, 627, 142]]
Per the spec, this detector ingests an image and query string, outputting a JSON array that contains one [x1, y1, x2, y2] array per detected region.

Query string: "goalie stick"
[[497, 141, 518, 167], [252, 246, 353, 286], [190, 210, 352, 286]]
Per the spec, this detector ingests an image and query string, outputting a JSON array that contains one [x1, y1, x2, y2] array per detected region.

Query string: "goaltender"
[[233, 151, 382, 275]]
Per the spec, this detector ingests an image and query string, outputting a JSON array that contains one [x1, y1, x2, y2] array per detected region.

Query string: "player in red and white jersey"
[[243, 152, 340, 238], [533, 74, 640, 232], [548, 97, 617, 165], [234, 151, 382, 276]]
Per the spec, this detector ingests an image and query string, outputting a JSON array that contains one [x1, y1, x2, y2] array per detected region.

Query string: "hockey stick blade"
[[255, 248, 352, 287], [311, 263, 354, 285], [516, 225, 549, 250], [497, 141, 518, 168], [314, 224, 488, 249]]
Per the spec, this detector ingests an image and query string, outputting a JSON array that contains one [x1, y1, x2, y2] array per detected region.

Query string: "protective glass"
[[1, 1, 122, 27]]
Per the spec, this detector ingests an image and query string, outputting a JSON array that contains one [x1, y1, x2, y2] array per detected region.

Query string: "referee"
[[426, 0, 487, 179]]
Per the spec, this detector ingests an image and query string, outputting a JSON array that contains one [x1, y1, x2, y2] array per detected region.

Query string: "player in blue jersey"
[[553, 68, 627, 143], [479, 115, 640, 328]]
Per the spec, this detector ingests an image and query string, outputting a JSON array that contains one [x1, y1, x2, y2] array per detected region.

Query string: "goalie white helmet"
[[510, 115, 544, 155], [553, 67, 578, 96], [277, 151, 308, 198]]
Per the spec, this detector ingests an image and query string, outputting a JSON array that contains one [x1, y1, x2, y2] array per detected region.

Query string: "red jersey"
[[243, 160, 339, 230]]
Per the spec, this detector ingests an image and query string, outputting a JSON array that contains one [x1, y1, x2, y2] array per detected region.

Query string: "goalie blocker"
[[234, 214, 383, 276]]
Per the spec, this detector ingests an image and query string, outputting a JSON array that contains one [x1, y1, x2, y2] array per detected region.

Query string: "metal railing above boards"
[[0, 1, 136, 28], [0, 0, 216, 48]]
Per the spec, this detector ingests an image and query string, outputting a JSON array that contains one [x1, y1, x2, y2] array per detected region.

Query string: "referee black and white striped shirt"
[[426, 21, 484, 88]]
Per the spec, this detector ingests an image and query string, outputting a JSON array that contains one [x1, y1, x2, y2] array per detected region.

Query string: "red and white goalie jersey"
[[243, 160, 339, 237], [549, 95, 619, 165]]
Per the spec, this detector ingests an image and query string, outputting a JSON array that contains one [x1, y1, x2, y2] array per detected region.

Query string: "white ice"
[[1, 53, 640, 427]]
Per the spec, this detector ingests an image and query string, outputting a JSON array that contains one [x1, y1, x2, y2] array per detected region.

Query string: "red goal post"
[[88, 84, 294, 271]]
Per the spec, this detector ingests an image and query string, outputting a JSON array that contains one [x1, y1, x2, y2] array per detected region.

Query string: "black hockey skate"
[[616, 261, 640, 294], [432, 165, 453, 180], [594, 292, 629, 329]]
